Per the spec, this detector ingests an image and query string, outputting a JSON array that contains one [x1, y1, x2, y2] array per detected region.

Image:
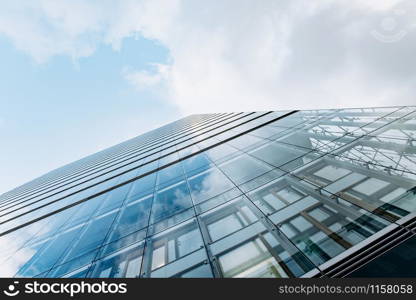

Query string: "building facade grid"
[[0, 106, 415, 278]]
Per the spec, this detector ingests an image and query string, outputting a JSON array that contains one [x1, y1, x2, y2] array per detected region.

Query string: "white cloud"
[[123, 63, 170, 89], [0, 0, 415, 112]]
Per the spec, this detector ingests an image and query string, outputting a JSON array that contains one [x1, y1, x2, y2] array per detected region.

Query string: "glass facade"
[[1, 107, 416, 278]]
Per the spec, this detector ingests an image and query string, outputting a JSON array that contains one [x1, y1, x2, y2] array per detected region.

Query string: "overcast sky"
[[0, 0, 415, 194]]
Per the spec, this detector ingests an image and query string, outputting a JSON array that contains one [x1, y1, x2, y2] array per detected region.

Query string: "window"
[[90, 243, 144, 278], [276, 196, 391, 267], [147, 219, 203, 274], [218, 238, 287, 278], [249, 177, 306, 215], [62, 212, 117, 263], [108, 196, 152, 243], [127, 173, 156, 199], [151, 181, 193, 223], [157, 164, 184, 186], [219, 154, 272, 185], [249, 142, 308, 168], [187, 167, 234, 204], [201, 197, 259, 242], [182, 153, 211, 174], [352, 178, 390, 196], [208, 215, 243, 241], [314, 165, 351, 182]]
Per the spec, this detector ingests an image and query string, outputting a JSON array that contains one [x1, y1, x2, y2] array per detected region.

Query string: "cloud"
[[0, 0, 415, 112], [139, 0, 416, 113], [123, 63, 170, 90], [0, 221, 43, 277]]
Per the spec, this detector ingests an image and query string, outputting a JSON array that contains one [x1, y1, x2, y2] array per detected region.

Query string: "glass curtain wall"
[[0, 107, 415, 278]]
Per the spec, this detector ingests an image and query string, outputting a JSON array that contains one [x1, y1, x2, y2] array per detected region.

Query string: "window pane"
[[157, 164, 184, 186], [147, 219, 203, 274], [151, 181, 193, 223], [250, 142, 309, 168], [219, 154, 272, 185], [187, 167, 234, 204], [90, 243, 143, 278], [108, 196, 152, 242]]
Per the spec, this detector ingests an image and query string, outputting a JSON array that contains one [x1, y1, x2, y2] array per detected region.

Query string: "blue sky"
[[0, 0, 415, 194], [0, 34, 180, 193]]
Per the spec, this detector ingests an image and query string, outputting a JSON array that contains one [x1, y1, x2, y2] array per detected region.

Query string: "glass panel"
[[127, 173, 156, 199], [187, 167, 235, 204], [99, 230, 146, 260], [96, 183, 132, 215], [108, 195, 152, 243], [151, 246, 166, 270], [60, 212, 117, 263], [179, 263, 213, 278], [219, 154, 273, 185], [61, 195, 105, 230], [352, 178, 390, 196], [149, 208, 195, 236], [219, 238, 284, 278], [295, 158, 416, 220], [201, 197, 259, 242], [208, 215, 243, 241], [210, 219, 314, 278], [314, 165, 351, 182], [249, 126, 290, 140], [182, 153, 212, 174], [89, 242, 144, 278], [250, 141, 310, 168], [271, 193, 391, 267], [249, 177, 307, 215], [151, 181, 193, 223], [157, 163, 184, 186], [147, 219, 203, 273], [48, 250, 97, 278], [16, 226, 83, 277], [227, 134, 267, 151], [205, 144, 239, 163]]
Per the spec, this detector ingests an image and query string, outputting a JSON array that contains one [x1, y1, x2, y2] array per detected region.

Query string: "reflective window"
[[90, 242, 144, 278], [271, 194, 391, 266], [313, 165, 351, 182], [179, 263, 213, 278], [295, 159, 416, 220], [249, 126, 289, 140], [187, 167, 235, 204], [249, 177, 307, 215], [3, 107, 416, 278], [205, 144, 239, 163], [249, 141, 310, 168], [16, 226, 83, 277], [213, 225, 314, 278], [227, 134, 267, 151], [96, 183, 132, 215], [127, 173, 156, 199], [182, 153, 212, 174], [218, 154, 273, 185], [146, 219, 204, 277], [151, 181, 193, 223], [219, 238, 282, 278], [60, 212, 117, 263], [157, 163, 184, 186], [200, 197, 259, 242], [108, 195, 152, 243]]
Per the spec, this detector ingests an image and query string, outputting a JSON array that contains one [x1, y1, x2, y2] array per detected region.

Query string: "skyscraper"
[[1, 107, 415, 278]]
